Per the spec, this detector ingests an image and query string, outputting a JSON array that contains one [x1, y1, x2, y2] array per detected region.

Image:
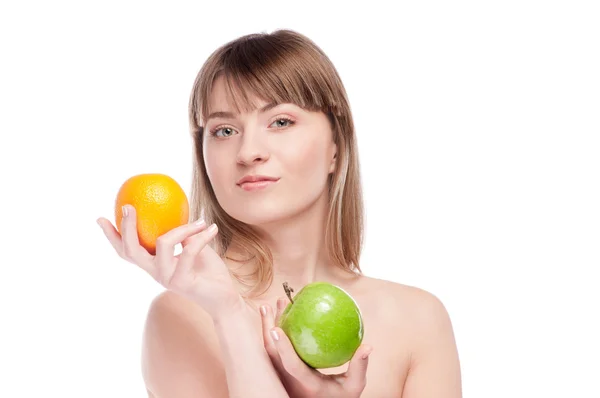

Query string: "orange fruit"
[[114, 173, 190, 255]]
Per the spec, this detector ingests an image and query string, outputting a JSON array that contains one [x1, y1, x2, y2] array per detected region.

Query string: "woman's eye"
[[213, 127, 236, 137], [270, 118, 294, 128]]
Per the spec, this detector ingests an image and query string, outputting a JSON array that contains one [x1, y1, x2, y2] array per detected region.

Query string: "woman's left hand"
[[260, 299, 373, 398]]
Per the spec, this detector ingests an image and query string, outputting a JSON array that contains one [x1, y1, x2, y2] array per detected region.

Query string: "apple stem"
[[283, 282, 294, 304]]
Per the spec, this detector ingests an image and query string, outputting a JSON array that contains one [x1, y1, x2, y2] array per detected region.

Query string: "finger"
[[155, 218, 209, 282], [97, 217, 124, 256], [275, 297, 288, 326], [120, 205, 154, 271], [181, 220, 208, 249], [270, 327, 318, 382], [261, 305, 299, 392], [341, 344, 373, 393], [169, 223, 218, 286], [261, 305, 279, 358]]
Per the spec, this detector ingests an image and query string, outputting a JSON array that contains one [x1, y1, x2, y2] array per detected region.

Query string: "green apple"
[[277, 281, 364, 369]]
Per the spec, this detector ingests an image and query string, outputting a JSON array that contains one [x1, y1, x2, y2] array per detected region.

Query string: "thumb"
[[343, 344, 373, 393]]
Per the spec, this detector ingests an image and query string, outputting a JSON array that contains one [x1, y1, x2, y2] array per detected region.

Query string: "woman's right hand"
[[260, 300, 373, 398], [97, 204, 243, 320]]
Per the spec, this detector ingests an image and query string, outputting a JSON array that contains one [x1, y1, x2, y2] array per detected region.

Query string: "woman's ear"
[[329, 145, 337, 173]]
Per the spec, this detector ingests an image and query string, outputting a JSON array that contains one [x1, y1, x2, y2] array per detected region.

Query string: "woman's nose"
[[236, 132, 270, 165]]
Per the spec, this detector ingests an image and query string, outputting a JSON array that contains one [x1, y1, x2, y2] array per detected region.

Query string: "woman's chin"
[[228, 209, 290, 227]]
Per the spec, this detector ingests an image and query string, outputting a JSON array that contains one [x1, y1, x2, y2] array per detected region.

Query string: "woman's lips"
[[238, 179, 279, 191]]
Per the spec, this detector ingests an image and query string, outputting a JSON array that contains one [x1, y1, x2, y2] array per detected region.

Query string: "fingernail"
[[270, 329, 279, 341], [362, 348, 373, 359], [195, 218, 205, 226], [122, 205, 128, 217], [260, 305, 267, 316], [207, 223, 217, 233]]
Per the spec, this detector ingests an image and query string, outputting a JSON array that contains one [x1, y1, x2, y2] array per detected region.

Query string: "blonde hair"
[[188, 29, 364, 298]]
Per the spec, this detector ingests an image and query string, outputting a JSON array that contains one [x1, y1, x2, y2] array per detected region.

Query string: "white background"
[[1, 0, 598, 397]]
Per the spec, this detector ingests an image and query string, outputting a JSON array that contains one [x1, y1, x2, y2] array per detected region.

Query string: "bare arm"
[[212, 300, 290, 398], [141, 292, 289, 398], [401, 290, 462, 398]]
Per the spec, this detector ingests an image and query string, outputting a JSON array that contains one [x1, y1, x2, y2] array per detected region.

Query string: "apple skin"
[[278, 281, 364, 369]]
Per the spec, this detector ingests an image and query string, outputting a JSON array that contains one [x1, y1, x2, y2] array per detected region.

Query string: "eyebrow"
[[206, 102, 280, 121]]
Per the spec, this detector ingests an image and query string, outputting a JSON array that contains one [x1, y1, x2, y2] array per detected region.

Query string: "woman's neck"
[[224, 190, 353, 300]]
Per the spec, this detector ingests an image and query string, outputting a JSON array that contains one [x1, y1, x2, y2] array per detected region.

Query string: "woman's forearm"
[[212, 303, 289, 398]]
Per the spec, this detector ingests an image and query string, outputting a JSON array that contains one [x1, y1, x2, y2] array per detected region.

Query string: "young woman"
[[98, 29, 462, 397]]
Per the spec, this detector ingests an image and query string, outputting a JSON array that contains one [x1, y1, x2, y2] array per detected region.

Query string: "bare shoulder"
[[360, 276, 452, 320], [358, 277, 462, 396], [355, 276, 459, 361], [141, 291, 228, 398]]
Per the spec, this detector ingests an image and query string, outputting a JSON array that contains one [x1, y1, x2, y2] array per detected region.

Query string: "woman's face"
[[202, 76, 337, 226]]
